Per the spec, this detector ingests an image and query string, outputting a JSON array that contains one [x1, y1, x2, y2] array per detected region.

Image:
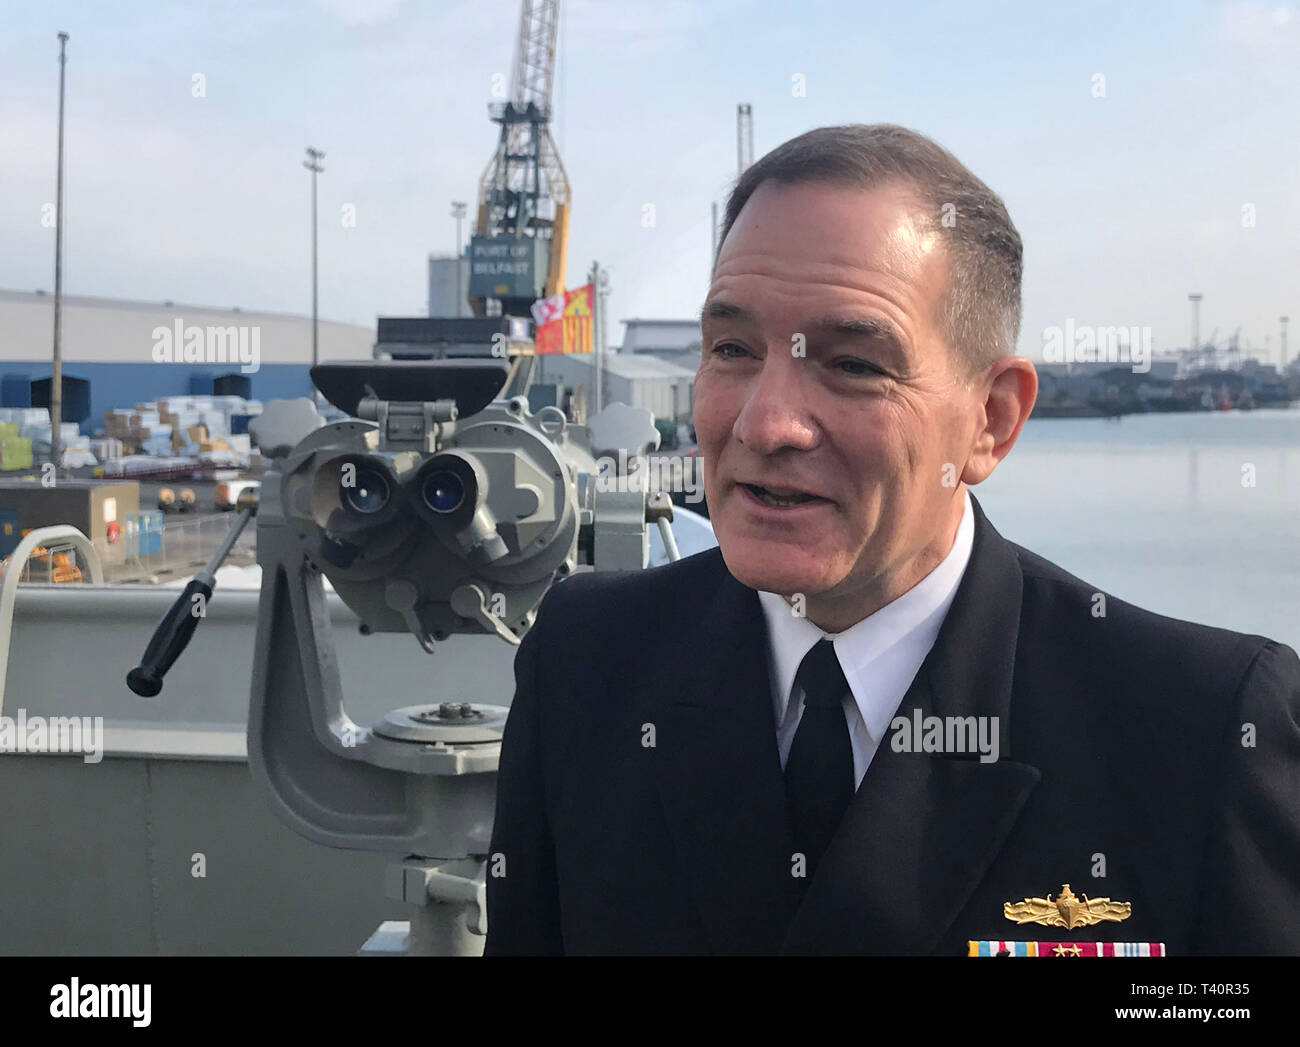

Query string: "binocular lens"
[[341, 469, 390, 514], [422, 470, 465, 514]]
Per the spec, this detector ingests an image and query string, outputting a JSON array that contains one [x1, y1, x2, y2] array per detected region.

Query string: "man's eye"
[[711, 342, 749, 358], [836, 358, 884, 377]]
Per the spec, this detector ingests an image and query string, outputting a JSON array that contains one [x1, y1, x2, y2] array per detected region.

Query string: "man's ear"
[[962, 357, 1037, 486]]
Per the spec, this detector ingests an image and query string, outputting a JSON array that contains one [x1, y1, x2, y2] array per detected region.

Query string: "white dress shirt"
[[757, 487, 975, 788]]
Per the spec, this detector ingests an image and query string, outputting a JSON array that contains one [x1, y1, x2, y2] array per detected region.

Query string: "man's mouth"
[[740, 483, 827, 508]]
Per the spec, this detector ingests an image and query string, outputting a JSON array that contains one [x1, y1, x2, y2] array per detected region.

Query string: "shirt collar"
[[757, 486, 976, 741]]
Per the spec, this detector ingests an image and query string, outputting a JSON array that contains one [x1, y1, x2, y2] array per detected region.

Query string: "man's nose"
[[733, 353, 819, 454]]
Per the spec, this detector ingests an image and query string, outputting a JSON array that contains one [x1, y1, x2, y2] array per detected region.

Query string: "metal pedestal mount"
[[368, 703, 504, 957]]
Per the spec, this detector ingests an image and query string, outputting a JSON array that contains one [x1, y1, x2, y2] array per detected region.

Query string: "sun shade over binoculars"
[[275, 359, 665, 653]]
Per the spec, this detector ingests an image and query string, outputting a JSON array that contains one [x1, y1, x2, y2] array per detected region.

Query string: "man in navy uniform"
[[484, 124, 1300, 955]]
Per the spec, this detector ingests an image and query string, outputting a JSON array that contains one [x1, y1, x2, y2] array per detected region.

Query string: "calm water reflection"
[[975, 407, 1300, 650]]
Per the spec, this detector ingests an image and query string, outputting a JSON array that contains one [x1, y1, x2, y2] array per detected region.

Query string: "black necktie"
[[784, 639, 854, 886]]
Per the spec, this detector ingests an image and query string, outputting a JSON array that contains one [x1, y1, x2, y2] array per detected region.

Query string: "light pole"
[[588, 261, 611, 414], [597, 266, 611, 364], [451, 201, 467, 316], [1188, 293, 1203, 372], [710, 200, 718, 269], [588, 261, 599, 413], [50, 32, 69, 473], [303, 147, 325, 390]]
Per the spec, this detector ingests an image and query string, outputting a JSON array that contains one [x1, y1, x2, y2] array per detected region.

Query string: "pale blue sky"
[[2, 0, 1297, 363]]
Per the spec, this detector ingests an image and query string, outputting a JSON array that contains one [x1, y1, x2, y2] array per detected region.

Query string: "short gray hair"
[[716, 124, 1022, 373]]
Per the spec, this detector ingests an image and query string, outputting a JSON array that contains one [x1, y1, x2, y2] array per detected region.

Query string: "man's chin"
[[716, 538, 843, 597]]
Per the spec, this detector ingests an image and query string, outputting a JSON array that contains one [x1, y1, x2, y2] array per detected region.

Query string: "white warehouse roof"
[[0, 288, 375, 366], [620, 318, 702, 355], [598, 353, 697, 380]]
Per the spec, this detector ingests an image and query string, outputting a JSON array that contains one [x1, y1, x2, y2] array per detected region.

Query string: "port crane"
[[468, 0, 570, 319]]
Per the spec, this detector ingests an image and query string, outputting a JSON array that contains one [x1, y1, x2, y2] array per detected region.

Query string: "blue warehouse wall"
[[0, 362, 321, 434]]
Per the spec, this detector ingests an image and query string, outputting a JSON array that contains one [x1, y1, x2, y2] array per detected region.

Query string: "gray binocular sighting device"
[[236, 356, 670, 953]]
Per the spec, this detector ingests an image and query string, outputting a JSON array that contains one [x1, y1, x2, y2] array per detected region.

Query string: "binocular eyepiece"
[[323, 453, 483, 522], [309, 449, 500, 573], [308, 453, 416, 572], [340, 466, 393, 516], [410, 453, 507, 566], [410, 453, 483, 528], [421, 468, 465, 515]]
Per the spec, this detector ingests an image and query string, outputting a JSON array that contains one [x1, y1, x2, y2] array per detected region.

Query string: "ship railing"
[[0, 524, 105, 714]]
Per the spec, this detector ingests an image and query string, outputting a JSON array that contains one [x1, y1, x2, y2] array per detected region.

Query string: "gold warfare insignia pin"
[[1003, 883, 1132, 930]]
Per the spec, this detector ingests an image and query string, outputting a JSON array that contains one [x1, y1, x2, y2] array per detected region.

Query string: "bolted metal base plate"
[[371, 702, 509, 744]]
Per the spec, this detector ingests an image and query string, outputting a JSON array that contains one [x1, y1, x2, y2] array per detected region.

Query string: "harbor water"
[[976, 407, 1300, 651]]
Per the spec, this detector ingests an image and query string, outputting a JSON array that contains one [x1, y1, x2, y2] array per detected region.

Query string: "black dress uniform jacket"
[[484, 494, 1300, 955]]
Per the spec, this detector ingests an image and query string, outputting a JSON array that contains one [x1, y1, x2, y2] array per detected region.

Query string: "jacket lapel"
[[780, 494, 1041, 954], [648, 554, 802, 954]]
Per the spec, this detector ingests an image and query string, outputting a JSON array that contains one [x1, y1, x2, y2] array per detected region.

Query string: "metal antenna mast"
[[1188, 293, 1203, 371], [50, 32, 69, 474], [737, 103, 753, 177]]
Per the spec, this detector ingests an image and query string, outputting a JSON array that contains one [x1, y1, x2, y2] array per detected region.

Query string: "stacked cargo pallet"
[[89, 437, 125, 461], [23, 425, 94, 467], [0, 421, 32, 471], [0, 408, 81, 469], [156, 395, 261, 447], [0, 408, 50, 432], [103, 396, 260, 460], [98, 396, 261, 474], [103, 407, 170, 456]]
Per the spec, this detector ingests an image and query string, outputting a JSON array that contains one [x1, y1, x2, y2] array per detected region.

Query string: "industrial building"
[[536, 350, 696, 423], [527, 317, 701, 425], [428, 255, 472, 318], [619, 318, 701, 370], [530, 314, 707, 424], [0, 288, 375, 433]]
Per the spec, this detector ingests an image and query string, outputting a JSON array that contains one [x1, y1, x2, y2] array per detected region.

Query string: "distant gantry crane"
[[469, 0, 571, 319], [737, 103, 753, 177], [713, 104, 754, 262]]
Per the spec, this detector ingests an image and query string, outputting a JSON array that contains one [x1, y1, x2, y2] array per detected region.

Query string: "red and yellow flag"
[[533, 283, 594, 355]]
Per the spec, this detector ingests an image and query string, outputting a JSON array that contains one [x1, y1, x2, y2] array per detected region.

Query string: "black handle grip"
[[126, 578, 214, 697]]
